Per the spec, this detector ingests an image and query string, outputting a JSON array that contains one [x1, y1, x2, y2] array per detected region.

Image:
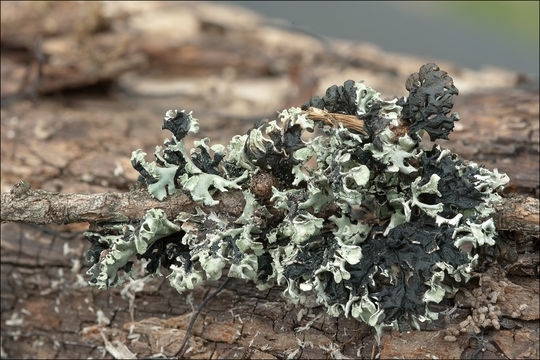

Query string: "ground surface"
[[1, 2, 538, 359]]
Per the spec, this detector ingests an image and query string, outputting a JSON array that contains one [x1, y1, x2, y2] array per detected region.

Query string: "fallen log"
[[1, 4, 538, 358]]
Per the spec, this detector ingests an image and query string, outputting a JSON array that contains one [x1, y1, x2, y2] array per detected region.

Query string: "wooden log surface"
[[1, 2, 538, 359]]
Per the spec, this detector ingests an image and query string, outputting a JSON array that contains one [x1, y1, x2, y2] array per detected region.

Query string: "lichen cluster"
[[85, 64, 508, 335]]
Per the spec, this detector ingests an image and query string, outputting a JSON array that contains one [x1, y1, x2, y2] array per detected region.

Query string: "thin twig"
[[174, 278, 231, 358], [303, 108, 366, 134]]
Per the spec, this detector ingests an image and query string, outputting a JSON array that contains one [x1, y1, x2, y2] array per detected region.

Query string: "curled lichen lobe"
[[86, 63, 508, 335], [399, 63, 460, 141]]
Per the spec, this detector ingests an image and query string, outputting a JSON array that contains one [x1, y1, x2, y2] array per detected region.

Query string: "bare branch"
[[1, 181, 538, 241], [1, 181, 244, 225]]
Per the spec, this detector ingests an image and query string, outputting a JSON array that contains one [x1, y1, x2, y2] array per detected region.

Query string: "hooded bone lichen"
[[85, 63, 509, 336]]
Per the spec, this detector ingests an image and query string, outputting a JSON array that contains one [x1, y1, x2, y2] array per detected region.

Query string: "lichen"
[[85, 63, 509, 336]]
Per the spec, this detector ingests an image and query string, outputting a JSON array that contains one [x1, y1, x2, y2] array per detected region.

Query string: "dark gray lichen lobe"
[[399, 63, 460, 141], [85, 64, 508, 334]]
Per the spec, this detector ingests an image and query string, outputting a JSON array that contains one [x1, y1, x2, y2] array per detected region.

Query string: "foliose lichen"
[[85, 63, 509, 336]]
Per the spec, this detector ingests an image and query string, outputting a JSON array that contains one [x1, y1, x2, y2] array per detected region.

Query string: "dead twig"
[[303, 108, 366, 134], [174, 278, 231, 358]]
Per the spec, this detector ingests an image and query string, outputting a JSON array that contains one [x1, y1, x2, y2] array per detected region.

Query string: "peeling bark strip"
[[1, 181, 538, 238]]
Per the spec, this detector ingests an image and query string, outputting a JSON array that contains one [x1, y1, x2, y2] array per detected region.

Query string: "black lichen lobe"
[[359, 101, 393, 141], [283, 235, 331, 280], [421, 147, 484, 217], [160, 138, 187, 168], [345, 216, 469, 325], [302, 79, 358, 115], [136, 231, 188, 274], [132, 158, 158, 187], [162, 109, 193, 139], [244, 124, 304, 185], [399, 63, 459, 141], [191, 144, 225, 175]]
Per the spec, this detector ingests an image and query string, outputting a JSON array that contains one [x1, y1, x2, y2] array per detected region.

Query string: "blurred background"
[[232, 1, 539, 80], [1, 2, 539, 359]]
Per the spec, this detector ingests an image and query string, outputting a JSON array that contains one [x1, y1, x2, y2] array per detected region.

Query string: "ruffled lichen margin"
[[85, 64, 509, 336]]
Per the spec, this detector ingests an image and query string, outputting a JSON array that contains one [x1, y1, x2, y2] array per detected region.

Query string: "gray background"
[[229, 1, 539, 80]]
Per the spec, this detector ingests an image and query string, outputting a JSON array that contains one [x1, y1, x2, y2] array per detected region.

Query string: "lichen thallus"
[[84, 64, 509, 347]]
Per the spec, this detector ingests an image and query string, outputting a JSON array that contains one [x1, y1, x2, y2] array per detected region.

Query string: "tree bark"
[[0, 182, 245, 225], [2, 181, 539, 242]]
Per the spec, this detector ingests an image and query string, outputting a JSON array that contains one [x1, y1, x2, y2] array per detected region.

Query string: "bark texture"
[[0, 182, 245, 225], [2, 182, 538, 242], [1, 2, 538, 359]]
